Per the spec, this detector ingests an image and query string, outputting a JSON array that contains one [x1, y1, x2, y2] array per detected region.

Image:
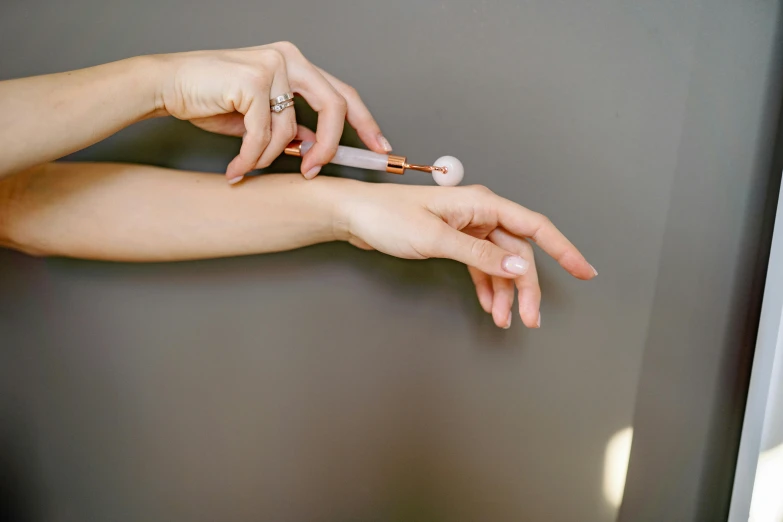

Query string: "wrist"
[[127, 54, 172, 119], [308, 176, 362, 243]]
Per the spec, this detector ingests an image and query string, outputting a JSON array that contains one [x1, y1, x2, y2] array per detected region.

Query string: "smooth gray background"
[[0, 1, 781, 521]]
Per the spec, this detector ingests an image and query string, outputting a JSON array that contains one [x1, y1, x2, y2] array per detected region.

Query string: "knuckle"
[[261, 48, 285, 69], [223, 87, 243, 109], [275, 40, 301, 57], [236, 69, 271, 94], [323, 141, 340, 159], [342, 84, 359, 100], [533, 213, 553, 236], [256, 128, 272, 147], [416, 229, 442, 257], [238, 64, 263, 82], [471, 239, 494, 263], [535, 212, 552, 228], [285, 119, 298, 141], [332, 93, 348, 113], [469, 184, 493, 196]]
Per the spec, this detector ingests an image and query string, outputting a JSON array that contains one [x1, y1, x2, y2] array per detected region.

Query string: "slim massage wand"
[[284, 140, 465, 186]]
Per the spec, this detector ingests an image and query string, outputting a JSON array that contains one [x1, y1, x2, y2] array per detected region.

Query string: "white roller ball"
[[432, 156, 464, 186]]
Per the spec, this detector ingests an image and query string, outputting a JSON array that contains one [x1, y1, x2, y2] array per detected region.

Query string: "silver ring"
[[270, 92, 294, 106], [271, 99, 295, 113]]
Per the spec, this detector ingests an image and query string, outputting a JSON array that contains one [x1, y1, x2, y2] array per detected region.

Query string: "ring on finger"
[[270, 99, 295, 113], [270, 92, 295, 106]]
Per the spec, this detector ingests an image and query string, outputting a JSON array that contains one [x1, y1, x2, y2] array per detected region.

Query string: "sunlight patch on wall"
[[749, 442, 783, 522], [603, 426, 634, 510]]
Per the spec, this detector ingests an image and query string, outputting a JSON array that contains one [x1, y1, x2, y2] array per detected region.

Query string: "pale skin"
[[0, 41, 389, 183], [0, 42, 597, 329]]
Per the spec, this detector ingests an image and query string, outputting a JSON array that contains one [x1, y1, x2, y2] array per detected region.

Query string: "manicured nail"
[[228, 175, 244, 185], [304, 166, 321, 179], [536, 312, 541, 328], [502, 255, 529, 276], [590, 264, 598, 276], [503, 311, 512, 329], [377, 134, 392, 152]]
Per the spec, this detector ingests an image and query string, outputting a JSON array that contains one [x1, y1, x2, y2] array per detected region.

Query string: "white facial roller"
[[284, 140, 464, 186]]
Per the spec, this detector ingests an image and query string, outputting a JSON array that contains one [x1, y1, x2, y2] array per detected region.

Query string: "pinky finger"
[[468, 266, 493, 314], [491, 276, 515, 329], [515, 245, 541, 328]]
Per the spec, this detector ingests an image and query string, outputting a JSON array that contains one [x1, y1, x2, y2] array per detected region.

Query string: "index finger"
[[495, 197, 597, 280], [314, 65, 391, 154], [290, 66, 347, 178]]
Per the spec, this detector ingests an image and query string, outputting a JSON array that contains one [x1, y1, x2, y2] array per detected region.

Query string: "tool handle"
[[291, 141, 389, 172]]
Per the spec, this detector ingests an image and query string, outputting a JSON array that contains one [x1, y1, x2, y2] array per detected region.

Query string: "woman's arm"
[[0, 162, 595, 328], [0, 42, 389, 181], [0, 58, 162, 178], [0, 163, 338, 261]]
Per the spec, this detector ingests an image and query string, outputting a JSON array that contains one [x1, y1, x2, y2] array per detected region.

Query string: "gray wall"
[[0, 1, 780, 521]]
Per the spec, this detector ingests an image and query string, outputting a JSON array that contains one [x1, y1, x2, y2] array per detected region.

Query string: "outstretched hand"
[[331, 181, 597, 329]]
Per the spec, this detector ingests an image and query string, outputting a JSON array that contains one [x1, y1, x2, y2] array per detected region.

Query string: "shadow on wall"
[[0, 410, 42, 522]]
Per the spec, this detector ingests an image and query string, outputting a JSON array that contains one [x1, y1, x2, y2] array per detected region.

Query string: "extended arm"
[[0, 161, 595, 328], [0, 42, 390, 181], [0, 58, 161, 178], [0, 163, 338, 261]]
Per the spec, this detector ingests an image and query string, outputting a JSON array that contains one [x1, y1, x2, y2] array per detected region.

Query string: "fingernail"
[[377, 134, 392, 152], [502, 255, 529, 276], [228, 175, 244, 185], [503, 311, 512, 329], [536, 312, 541, 328], [590, 264, 598, 276], [304, 166, 321, 179]]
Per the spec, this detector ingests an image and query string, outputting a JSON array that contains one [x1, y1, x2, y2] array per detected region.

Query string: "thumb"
[[433, 226, 530, 279]]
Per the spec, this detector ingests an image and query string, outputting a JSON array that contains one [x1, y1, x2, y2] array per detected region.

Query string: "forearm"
[[0, 163, 344, 261], [0, 57, 163, 178]]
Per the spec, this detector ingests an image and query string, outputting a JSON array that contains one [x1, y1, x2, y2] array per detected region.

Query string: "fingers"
[[430, 223, 530, 279], [295, 124, 317, 142], [189, 112, 247, 137], [444, 186, 598, 280], [468, 230, 541, 329], [254, 63, 297, 169], [491, 276, 515, 329], [349, 237, 375, 251], [225, 51, 289, 184], [288, 65, 347, 179], [468, 266, 493, 314], [474, 189, 596, 280], [256, 42, 389, 179], [225, 95, 271, 184], [314, 65, 391, 153], [265, 43, 345, 177], [489, 228, 541, 328]]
